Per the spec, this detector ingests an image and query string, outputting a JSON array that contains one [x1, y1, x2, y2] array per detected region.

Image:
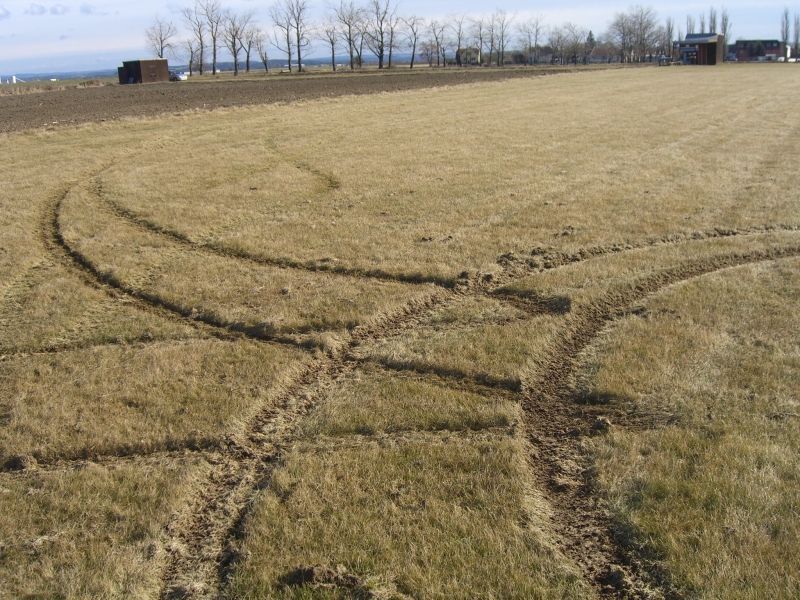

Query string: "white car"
[[169, 70, 187, 81]]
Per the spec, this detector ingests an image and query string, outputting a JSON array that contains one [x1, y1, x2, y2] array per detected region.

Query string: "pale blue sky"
[[0, 1, 796, 74]]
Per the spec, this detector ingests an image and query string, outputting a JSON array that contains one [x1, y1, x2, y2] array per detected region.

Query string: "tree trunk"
[[296, 28, 303, 72], [331, 43, 336, 71], [349, 35, 354, 70], [410, 41, 416, 68]]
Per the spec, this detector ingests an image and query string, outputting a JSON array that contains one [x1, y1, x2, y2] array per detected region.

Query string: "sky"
[[0, 1, 796, 75]]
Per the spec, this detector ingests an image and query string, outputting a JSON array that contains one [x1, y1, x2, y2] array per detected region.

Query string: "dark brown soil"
[[0, 68, 576, 134]]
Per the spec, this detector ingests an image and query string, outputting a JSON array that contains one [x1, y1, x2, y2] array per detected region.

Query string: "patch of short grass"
[[583, 257, 800, 598], [299, 365, 517, 438], [59, 181, 434, 339], [0, 261, 197, 353], [0, 455, 207, 599], [0, 339, 303, 462], [229, 436, 588, 599]]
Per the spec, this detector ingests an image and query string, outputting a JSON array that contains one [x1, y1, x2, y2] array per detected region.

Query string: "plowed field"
[[0, 67, 574, 134]]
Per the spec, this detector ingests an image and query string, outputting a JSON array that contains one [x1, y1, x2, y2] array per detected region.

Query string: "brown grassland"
[[0, 64, 798, 599]]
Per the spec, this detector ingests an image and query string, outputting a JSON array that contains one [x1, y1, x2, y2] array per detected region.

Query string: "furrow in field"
[[521, 243, 800, 597]]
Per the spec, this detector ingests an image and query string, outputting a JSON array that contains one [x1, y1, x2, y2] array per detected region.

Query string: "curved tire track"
[[521, 245, 800, 597]]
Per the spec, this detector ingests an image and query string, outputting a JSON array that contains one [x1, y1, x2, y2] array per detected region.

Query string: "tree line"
[[144, 2, 800, 74]]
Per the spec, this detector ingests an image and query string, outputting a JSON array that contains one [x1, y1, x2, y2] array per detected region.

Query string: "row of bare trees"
[[146, 3, 796, 74]]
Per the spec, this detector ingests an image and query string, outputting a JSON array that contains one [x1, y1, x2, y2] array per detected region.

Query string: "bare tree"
[[486, 13, 497, 66], [470, 16, 487, 65], [665, 17, 674, 56], [781, 7, 790, 55], [699, 13, 706, 33], [533, 16, 546, 64], [270, 2, 294, 71], [223, 10, 254, 76], [495, 9, 515, 66], [720, 8, 731, 56], [709, 6, 717, 33], [449, 13, 467, 66], [428, 20, 447, 66], [254, 29, 270, 72], [201, 0, 224, 74], [562, 22, 586, 64], [182, 3, 206, 74], [363, 0, 395, 68], [403, 16, 424, 69], [319, 16, 340, 70], [387, 12, 401, 68], [794, 13, 800, 58], [609, 12, 633, 62], [145, 16, 177, 59], [243, 24, 260, 73], [686, 14, 695, 35], [285, 0, 312, 72], [331, 0, 362, 70], [183, 38, 199, 75], [630, 5, 658, 61], [548, 26, 565, 64], [419, 38, 436, 66]]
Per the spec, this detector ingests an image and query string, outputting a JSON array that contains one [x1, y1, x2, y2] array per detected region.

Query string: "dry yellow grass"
[[59, 180, 435, 344], [0, 339, 303, 463], [0, 65, 798, 597], [583, 257, 800, 597], [0, 456, 208, 599], [95, 67, 800, 282], [229, 435, 587, 599]]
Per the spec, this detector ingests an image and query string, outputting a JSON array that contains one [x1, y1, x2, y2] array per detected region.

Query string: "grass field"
[[1, 64, 798, 599]]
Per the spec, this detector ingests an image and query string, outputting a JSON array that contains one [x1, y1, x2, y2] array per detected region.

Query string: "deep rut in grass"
[[521, 245, 800, 597]]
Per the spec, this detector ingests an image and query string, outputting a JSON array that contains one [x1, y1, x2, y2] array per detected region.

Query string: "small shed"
[[118, 59, 169, 84], [677, 34, 724, 65]]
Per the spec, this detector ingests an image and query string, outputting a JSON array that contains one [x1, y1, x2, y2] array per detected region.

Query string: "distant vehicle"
[[169, 70, 187, 81]]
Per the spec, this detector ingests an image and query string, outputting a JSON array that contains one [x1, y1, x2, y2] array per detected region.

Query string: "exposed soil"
[[0, 68, 576, 134]]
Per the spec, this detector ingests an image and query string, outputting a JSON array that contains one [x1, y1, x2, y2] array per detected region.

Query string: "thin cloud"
[[0, 6, 10, 20], [24, 3, 47, 15], [59, 34, 68, 40], [80, 3, 94, 14], [50, 3, 69, 15]]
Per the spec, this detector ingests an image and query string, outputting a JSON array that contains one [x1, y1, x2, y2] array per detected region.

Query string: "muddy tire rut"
[[522, 245, 800, 597]]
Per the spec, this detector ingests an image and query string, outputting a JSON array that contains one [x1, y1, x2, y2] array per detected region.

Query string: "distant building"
[[733, 40, 787, 61], [588, 45, 621, 64], [677, 33, 725, 65], [117, 59, 169, 84]]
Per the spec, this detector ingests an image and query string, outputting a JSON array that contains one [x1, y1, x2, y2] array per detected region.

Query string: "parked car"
[[169, 70, 187, 81]]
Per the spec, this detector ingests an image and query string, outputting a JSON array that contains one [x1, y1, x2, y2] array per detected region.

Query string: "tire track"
[[29, 131, 800, 598], [0, 447, 216, 476], [94, 179, 457, 288], [157, 287, 458, 599], [521, 245, 800, 597], [498, 223, 800, 279]]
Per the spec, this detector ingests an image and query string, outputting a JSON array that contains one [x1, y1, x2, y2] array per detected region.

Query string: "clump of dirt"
[[283, 564, 412, 599], [3, 454, 38, 471]]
